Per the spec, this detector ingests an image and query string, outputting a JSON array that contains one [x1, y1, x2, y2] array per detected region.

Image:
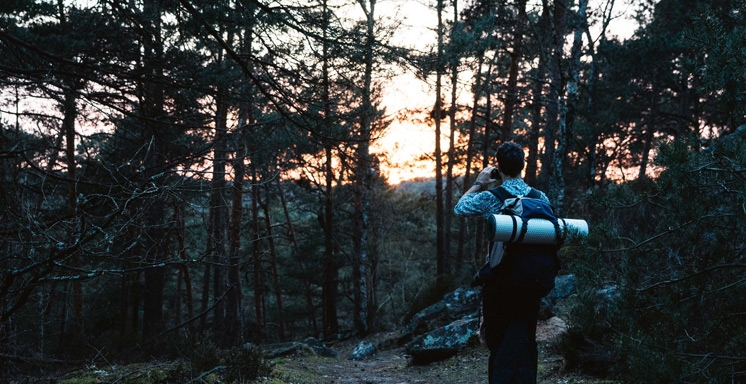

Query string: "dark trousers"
[[482, 282, 540, 384]]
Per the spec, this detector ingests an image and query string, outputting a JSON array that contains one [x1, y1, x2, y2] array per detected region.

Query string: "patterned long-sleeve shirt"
[[453, 178, 550, 218]]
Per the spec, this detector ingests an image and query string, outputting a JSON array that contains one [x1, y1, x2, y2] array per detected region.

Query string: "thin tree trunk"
[[445, 0, 460, 275], [501, 0, 528, 142], [434, 0, 447, 277], [321, 0, 339, 338], [584, 0, 615, 188], [175, 203, 194, 335], [209, 91, 230, 334], [322, 143, 339, 337], [543, 0, 566, 207], [141, 0, 167, 339], [353, 0, 376, 334], [226, 123, 245, 345], [199, 249, 211, 333], [526, 0, 551, 186], [62, 86, 85, 344], [263, 184, 286, 341], [56, 0, 84, 347], [250, 163, 264, 343], [551, 0, 575, 214], [639, 84, 661, 180], [277, 181, 317, 333], [474, 59, 495, 264], [457, 53, 485, 267]]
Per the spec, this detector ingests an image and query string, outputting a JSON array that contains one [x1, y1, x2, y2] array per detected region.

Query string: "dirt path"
[[268, 317, 578, 384]]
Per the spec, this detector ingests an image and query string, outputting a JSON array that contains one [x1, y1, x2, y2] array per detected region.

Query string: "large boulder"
[[404, 317, 480, 364], [398, 286, 481, 344], [399, 276, 577, 359]]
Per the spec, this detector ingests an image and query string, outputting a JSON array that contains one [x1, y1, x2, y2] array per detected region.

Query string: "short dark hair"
[[496, 141, 525, 177]]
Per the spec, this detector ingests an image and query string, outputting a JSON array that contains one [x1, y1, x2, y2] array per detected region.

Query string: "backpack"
[[472, 186, 562, 298]]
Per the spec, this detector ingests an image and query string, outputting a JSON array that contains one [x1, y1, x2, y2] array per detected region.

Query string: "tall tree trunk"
[[62, 85, 85, 345], [141, 0, 167, 339], [457, 53, 485, 267], [554, 0, 578, 212], [225, 123, 245, 345], [639, 84, 661, 180], [527, 0, 551, 186], [56, 0, 84, 348], [352, 0, 376, 335], [277, 181, 317, 333], [199, 249, 211, 332], [250, 163, 264, 343], [474, 58, 496, 263], [526, 46, 547, 186], [321, 0, 339, 338], [175, 203, 194, 335], [263, 184, 286, 341], [209, 91, 229, 334], [544, 0, 566, 210], [581, 0, 614, 189], [556, 0, 587, 211], [501, 0, 528, 142], [322, 142, 339, 337], [434, 0, 447, 277], [445, 0, 459, 275]]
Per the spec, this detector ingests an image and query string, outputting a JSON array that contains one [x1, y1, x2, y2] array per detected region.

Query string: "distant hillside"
[[395, 176, 464, 196]]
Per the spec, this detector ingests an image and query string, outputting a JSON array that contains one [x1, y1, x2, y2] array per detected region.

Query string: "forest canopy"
[[1, 0, 745, 382]]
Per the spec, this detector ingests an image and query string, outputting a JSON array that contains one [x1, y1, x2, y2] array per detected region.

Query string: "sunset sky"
[[372, 0, 640, 185]]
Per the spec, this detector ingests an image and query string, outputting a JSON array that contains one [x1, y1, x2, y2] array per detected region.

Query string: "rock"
[[303, 337, 339, 358], [536, 316, 568, 342], [398, 286, 480, 344], [400, 279, 575, 359], [398, 301, 445, 344], [261, 338, 338, 359], [442, 286, 482, 318], [549, 274, 577, 302], [405, 317, 479, 364], [261, 341, 315, 358], [539, 274, 578, 320], [350, 340, 377, 360]]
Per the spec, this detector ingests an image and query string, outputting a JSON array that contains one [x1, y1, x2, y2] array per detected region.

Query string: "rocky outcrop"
[[260, 275, 577, 365], [400, 274, 577, 364], [398, 286, 481, 345], [404, 317, 480, 364]]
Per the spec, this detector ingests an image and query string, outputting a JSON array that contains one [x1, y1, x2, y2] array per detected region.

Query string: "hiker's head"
[[496, 141, 525, 177]]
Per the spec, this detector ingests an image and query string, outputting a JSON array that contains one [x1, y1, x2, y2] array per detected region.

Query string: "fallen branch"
[[638, 264, 746, 292]]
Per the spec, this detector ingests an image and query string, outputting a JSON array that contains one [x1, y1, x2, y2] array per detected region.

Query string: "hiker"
[[454, 141, 551, 384]]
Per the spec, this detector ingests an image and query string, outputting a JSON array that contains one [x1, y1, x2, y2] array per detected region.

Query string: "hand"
[[476, 166, 499, 185]]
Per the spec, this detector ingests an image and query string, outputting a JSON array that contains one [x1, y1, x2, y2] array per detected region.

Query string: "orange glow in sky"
[[372, 0, 640, 185]]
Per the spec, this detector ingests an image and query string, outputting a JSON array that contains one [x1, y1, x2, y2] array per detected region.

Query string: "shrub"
[[562, 135, 746, 383]]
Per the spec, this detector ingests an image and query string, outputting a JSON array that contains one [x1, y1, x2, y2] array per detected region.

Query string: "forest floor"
[[42, 317, 614, 384], [266, 317, 614, 384]]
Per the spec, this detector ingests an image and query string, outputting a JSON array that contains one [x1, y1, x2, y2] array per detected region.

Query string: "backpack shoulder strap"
[[488, 186, 519, 242], [488, 186, 514, 202], [525, 187, 541, 199]]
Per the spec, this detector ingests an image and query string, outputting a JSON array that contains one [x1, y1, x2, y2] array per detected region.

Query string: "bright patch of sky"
[[373, 0, 645, 184]]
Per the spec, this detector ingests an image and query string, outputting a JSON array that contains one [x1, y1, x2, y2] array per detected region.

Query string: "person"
[[454, 141, 551, 384]]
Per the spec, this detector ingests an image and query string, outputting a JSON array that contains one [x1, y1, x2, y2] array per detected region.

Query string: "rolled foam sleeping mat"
[[486, 214, 589, 244]]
